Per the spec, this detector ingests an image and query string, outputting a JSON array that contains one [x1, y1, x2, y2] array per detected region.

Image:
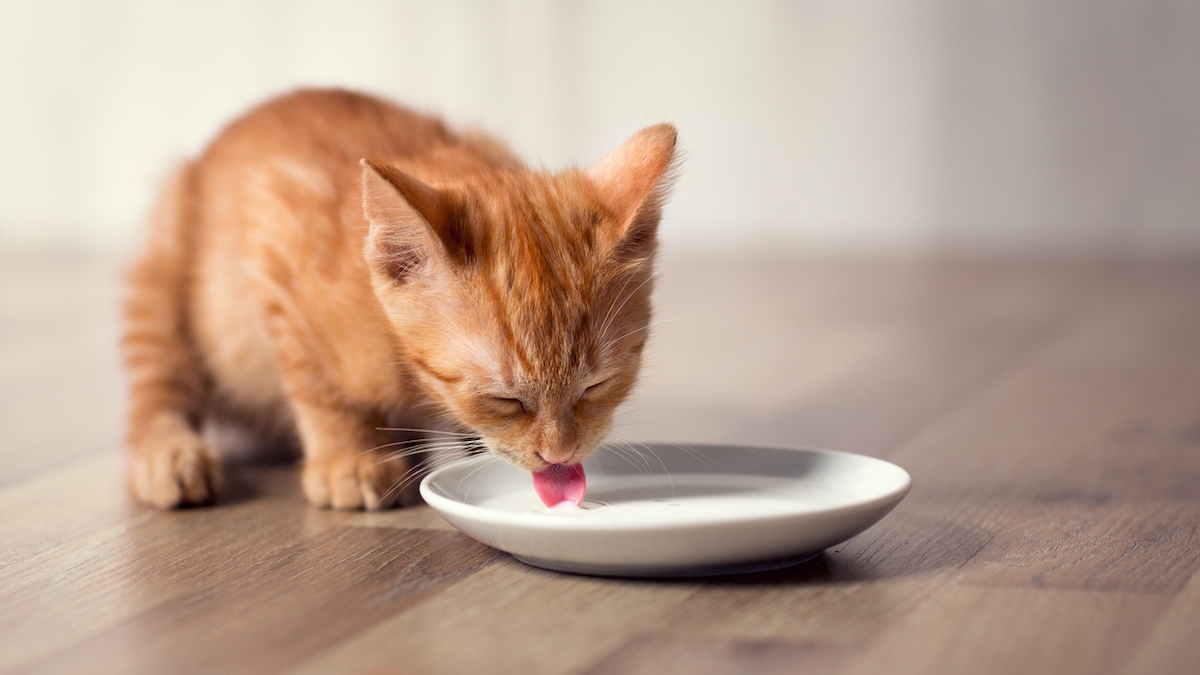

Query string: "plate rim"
[[419, 441, 913, 533]]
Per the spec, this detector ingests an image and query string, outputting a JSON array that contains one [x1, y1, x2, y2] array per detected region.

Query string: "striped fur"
[[122, 88, 677, 510]]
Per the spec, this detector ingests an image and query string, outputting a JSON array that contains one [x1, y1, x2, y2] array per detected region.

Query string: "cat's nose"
[[539, 448, 576, 465]]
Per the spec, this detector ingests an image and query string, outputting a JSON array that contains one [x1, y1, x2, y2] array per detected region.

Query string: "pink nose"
[[539, 449, 576, 465]]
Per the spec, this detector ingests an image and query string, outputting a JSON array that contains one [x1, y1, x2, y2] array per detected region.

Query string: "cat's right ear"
[[361, 159, 464, 283], [586, 124, 678, 263]]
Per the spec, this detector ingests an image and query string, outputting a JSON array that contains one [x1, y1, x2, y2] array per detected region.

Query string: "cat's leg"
[[122, 166, 219, 508], [255, 300, 410, 510], [289, 400, 411, 510]]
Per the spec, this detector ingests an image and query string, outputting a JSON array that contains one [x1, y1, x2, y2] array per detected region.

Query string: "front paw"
[[129, 431, 220, 509], [301, 451, 412, 511]]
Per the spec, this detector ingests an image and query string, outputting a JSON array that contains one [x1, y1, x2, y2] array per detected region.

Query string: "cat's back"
[[207, 89, 455, 171], [192, 88, 462, 255], [183, 90, 456, 421]]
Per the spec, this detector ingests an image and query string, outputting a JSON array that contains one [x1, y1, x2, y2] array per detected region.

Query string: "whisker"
[[652, 438, 718, 470], [608, 441, 655, 477], [372, 436, 486, 506], [623, 437, 675, 498], [613, 439, 657, 476], [377, 443, 473, 463], [460, 454, 503, 502], [598, 270, 658, 342], [608, 318, 684, 347], [604, 275, 657, 341], [381, 450, 471, 505], [374, 426, 475, 437], [596, 266, 640, 338], [371, 437, 470, 454]]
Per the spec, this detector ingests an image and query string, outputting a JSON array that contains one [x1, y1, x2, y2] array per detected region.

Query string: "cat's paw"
[[129, 431, 220, 509], [301, 451, 412, 511]]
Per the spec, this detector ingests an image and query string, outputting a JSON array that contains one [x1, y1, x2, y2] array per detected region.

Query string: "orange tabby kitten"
[[122, 89, 677, 510]]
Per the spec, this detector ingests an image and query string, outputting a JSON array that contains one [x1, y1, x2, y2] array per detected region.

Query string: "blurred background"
[[3, 0, 1199, 257]]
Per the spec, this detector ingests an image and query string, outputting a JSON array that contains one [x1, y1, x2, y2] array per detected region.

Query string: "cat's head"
[[361, 125, 677, 472]]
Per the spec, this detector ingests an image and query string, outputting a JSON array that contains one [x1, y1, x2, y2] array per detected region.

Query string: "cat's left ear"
[[587, 124, 679, 261]]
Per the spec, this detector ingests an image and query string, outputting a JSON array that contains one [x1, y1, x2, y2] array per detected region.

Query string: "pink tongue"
[[532, 463, 587, 507]]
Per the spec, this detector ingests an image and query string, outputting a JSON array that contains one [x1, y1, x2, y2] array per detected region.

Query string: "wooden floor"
[[2, 251, 1199, 675]]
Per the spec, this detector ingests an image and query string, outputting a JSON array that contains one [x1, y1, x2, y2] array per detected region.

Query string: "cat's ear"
[[361, 159, 467, 283], [587, 124, 678, 261]]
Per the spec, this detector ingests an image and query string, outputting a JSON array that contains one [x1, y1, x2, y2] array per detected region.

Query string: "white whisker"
[[598, 270, 658, 343], [375, 426, 475, 437], [460, 454, 503, 502]]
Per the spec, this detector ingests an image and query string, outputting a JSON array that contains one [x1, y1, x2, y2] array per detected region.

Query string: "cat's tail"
[[121, 162, 219, 508]]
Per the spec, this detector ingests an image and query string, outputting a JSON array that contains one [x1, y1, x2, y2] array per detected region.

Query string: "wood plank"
[[1123, 567, 1200, 673], [640, 497, 999, 646], [20, 527, 499, 675], [0, 456, 463, 673], [288, 492, 1001, 674], [841, 587, 1173, 675], [957, 500, 1200, 593], [3, 254, 1200, 675], [289, 561, 699, 675], [889, 265, 1200, 502], [582, 635, 855, 675]]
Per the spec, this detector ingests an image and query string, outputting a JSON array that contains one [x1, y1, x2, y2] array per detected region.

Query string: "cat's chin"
[[532, 463, 587, 507]]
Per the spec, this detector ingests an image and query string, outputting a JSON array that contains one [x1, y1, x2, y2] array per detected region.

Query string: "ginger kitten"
[[122, 89, 677, 510]]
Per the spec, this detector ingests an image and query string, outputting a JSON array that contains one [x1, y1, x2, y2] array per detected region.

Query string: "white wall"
[[2, 0, 1199, 255]]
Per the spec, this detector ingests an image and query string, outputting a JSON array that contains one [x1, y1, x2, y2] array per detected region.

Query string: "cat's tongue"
[[532, 463, 587, 507]]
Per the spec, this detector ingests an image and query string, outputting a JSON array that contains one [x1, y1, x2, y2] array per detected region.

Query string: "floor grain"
[[2, 252, 1198, 674]]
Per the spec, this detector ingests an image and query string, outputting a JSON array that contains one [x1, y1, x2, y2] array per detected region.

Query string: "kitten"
[[122, 89, 677, 510]]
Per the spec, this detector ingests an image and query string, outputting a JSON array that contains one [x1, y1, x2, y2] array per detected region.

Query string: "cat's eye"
[[491, 396, 526, 414], [582, 379, 610, 399]]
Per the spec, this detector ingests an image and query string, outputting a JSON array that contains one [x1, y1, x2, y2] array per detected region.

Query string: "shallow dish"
[[419, 442, 911, 577]]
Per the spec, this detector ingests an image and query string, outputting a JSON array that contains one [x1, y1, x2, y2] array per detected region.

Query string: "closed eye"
[[582, 379, 610, 399], [490, 396, 526, 414]]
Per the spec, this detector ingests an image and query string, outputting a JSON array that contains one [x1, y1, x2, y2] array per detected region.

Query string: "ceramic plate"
[[420, 442, 911, 577]]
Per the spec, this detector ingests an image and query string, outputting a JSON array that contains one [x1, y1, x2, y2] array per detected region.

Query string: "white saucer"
[[419, 442, 911, 578]]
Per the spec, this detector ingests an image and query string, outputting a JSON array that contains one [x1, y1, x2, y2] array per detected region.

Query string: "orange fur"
[[122, 89, 677, 510]]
